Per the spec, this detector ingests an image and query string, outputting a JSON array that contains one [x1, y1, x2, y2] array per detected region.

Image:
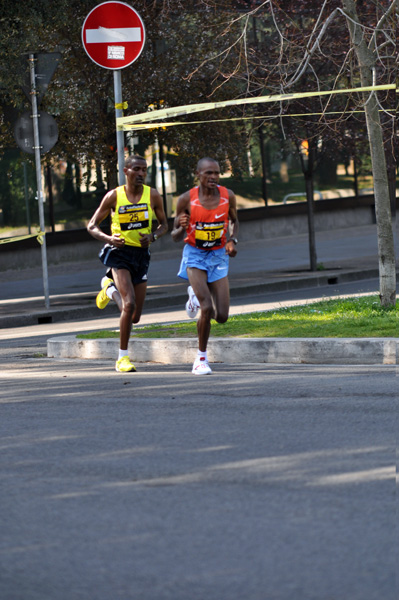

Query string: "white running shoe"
[[192, 357, 212, 375], [186, 286, 200, 319]]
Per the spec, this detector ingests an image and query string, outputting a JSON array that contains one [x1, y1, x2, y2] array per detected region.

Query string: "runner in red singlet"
[[172, 158, 239, 375]]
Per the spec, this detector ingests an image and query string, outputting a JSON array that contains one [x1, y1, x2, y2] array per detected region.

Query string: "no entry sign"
[[82, 1, 145, 70]]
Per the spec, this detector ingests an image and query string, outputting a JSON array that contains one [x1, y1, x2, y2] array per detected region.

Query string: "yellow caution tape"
[[36, 230, 45, 245], [115, 101, 128, 110], [0, 230, 45, 245], [117, 84, 396, 129], [120, 108, 394, 131]]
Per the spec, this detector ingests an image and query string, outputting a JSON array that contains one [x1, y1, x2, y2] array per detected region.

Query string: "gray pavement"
[[0, 223, 396, 600], [0, 353, 395, 600]]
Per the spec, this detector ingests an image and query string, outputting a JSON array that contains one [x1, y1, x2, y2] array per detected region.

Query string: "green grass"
[[77, 295, 398, 340]]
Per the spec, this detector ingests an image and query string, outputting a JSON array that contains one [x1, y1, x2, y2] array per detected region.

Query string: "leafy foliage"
[[0, 1, 249, 177]]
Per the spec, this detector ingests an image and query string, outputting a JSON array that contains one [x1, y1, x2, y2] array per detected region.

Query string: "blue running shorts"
[[177, 244, 229, 283]]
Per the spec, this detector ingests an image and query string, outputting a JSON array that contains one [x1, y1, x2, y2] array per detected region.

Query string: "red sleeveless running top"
[[185, 185, 229, 250]]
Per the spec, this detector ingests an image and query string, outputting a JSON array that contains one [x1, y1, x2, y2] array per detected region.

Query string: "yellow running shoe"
[[96, 277, 114, 309], [115, 356, 136, 373]]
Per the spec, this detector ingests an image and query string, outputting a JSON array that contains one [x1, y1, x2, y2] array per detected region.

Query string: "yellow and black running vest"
[[111, 185, 154, 247]]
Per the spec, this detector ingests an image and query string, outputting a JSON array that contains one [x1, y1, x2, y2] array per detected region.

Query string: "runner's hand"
[[139, 232, 152, 248], [225, 240, 237, 257], [178, 213, 190, 229], [110, 233, 125, 248]]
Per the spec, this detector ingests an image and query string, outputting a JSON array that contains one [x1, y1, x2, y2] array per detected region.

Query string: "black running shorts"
[[99, 244, 150, 284]]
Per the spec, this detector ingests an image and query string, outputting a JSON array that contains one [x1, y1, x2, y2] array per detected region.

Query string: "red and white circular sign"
[[82, 1, 145, 70]]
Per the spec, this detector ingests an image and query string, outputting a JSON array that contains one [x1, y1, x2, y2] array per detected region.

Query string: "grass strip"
[[77, 295, 398, 340]]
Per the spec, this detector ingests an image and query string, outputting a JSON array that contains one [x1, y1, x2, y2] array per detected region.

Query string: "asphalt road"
[[0, 222, 396, 599], [0, 332, 396, 600]]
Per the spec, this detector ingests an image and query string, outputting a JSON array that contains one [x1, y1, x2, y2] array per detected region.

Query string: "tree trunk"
[[158, 139, 168, 216], [299, 138, 317, 271], [341, 0, 396, 306], [305, 171, 317, 271], [74, 163, 82, 210], [46, 164, 55, 233], [96, 162, 105, 194], [258, 126, 268, 206], [387, 165, 396, 221], [385, 144, 396, 221], [353, 155, 359, 200]]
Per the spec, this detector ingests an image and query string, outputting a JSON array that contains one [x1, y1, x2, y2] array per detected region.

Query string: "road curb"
[[47, 336, 398, 366]]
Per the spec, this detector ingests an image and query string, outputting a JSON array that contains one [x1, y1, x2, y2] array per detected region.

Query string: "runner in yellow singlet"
[[87, 155, 168, 373]]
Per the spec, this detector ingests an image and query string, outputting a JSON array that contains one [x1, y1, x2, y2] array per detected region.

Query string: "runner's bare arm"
[[151, 189, 169, 238], [225, 189, 239, 257], [139, 189, 168, 247], [87, 189, 125, 248], [171, 192, 191, 242]]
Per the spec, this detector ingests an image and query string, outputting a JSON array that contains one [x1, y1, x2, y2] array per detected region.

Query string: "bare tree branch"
[[367, 0, 397, 51]]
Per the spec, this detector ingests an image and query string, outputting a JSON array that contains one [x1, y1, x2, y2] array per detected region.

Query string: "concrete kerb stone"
[[47, 336, 398, 365]]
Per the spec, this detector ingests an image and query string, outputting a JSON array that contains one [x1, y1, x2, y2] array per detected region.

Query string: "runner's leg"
[[187, 267, 214, 352], [209, 276, 230, 324], [111, 288, 123, 312], [112, 268, 135, 350], [131, 281, 147, 324]]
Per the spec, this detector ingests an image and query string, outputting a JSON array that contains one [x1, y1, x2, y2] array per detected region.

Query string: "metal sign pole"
[[29, 53, 50, 309], [113, 70, 125, 186]]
